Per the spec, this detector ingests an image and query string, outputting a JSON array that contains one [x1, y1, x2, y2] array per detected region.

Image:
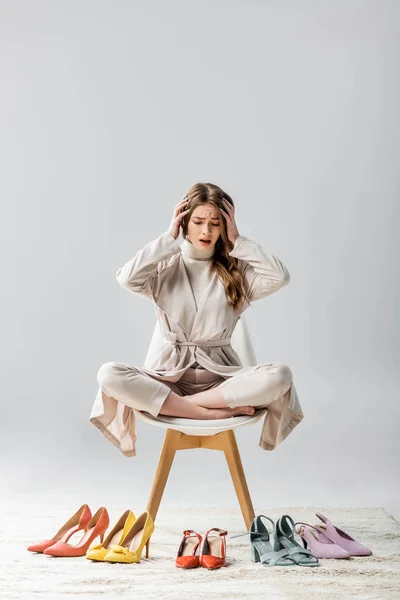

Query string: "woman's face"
[[187, 202, 222, 251]]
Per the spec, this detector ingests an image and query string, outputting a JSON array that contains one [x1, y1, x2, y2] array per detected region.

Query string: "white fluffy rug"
[[2, 504, 400, 600]]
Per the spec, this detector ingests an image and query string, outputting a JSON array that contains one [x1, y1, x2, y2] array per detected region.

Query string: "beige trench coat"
[[92, 231, 303, 455]]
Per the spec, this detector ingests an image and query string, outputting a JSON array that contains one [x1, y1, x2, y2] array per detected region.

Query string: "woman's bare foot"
[[209, 405, 256, 419], [182, 391, 256, 419], [158, 389, 255, 420]]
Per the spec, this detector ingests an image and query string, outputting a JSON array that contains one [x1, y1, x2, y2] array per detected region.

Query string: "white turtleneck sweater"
[[179, 238, 215, 311]]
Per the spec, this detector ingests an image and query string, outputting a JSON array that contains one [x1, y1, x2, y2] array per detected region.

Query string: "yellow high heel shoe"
[[104, 511, 155, 564], [86, 510, 136, 562]]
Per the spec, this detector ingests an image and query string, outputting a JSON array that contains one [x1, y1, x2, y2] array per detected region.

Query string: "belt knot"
[[164, 332, 231, 348]]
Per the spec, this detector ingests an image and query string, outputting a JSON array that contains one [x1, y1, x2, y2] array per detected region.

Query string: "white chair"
[[137, 408, 267, 529]]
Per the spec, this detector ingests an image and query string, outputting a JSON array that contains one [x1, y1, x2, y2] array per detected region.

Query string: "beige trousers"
[[96, 361, 293, 417]]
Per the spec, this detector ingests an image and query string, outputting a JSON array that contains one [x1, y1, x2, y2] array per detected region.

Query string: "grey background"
[[1, 0, 399, 520]]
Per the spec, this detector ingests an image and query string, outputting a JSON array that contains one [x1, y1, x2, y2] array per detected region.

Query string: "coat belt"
[[164, 332, 232, 347], [178, 338, 232, 347]]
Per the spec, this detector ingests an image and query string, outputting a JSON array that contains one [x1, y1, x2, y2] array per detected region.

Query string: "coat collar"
[[180, 237, 215, 260]]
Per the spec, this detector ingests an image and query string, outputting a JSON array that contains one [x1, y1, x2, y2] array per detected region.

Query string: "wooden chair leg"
[[146, 428, 255, 530], [146, 429, 180, 522], [219, 430, 256, 530]]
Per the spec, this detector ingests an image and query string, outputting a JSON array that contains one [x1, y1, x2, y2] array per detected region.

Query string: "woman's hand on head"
[[168, 196, 191, 240], [220, 198, 240, 245]]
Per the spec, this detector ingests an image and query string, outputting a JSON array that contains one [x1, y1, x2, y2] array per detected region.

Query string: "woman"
[[90, 183, 303, 456]]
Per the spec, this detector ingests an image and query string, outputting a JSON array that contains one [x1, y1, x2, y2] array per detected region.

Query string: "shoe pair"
[[86, 509, 154, 564], [176, 528, 227, 569], [231, 512, 372, 567], [231, 514, 318, 567], [293, 512, 373, 559], [27, 504, 155, 563], [27, 504, 109, 557]]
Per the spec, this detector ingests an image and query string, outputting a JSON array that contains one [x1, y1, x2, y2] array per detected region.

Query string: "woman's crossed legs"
[[96, 362, 292, 420]]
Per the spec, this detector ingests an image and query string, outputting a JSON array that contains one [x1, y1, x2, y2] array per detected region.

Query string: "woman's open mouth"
[[199, 239, 211, 246]]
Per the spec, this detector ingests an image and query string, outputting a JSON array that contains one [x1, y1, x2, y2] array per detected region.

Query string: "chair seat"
[[137, 408, 267, 436]]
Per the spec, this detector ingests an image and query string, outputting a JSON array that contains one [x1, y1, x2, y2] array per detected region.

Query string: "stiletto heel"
[[27, 504, 92, 553], [44, 507, 110, 557], [86, 510, 136, 562], [145, 539, 150, 559], [104, 511, 155, 564]]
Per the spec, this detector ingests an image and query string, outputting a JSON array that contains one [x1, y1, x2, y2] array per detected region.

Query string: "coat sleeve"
[[228, 235, 290, 302], [116, 231, 182, 299]]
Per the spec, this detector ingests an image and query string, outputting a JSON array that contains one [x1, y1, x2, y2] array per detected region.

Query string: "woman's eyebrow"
[[192, 216, 220, 220]]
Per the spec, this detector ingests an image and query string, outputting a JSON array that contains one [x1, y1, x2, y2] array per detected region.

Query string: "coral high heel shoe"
[[199, 528, 227, 569], [27, 504, 92, 553], [104, 511, 154, 564], [313, 512, 372, 556], [44, 507, 110, 557], [86, 510, 136, 562], [175, 530, 202, 569]]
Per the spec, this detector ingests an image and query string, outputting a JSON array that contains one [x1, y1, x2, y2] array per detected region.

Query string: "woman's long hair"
[[181, 182, 251, 310]]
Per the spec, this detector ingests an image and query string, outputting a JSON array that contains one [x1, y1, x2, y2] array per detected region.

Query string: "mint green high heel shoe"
[[274, 514, 320, 567], [231, 515, 297, 567]]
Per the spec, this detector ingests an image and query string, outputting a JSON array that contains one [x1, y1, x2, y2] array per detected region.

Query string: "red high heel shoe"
[[44, 507, 109, 557], [175, 530, 202, 568], [199, 528, 227, 569], [27, 504, 92, 553]]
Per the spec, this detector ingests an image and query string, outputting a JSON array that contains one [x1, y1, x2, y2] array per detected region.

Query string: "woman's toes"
[[233, 405, 255, 416], [239, 406, 255, 416]]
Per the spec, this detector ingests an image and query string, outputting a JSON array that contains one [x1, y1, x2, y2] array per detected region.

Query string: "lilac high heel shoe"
[[294, 522, 351, 559], [314, 512, 372, 557]]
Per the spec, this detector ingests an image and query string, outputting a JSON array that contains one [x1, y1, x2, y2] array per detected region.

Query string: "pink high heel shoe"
[[27, 504, 92, 553], [314, 512, 372, 557], [294, 522, 351, 559]]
